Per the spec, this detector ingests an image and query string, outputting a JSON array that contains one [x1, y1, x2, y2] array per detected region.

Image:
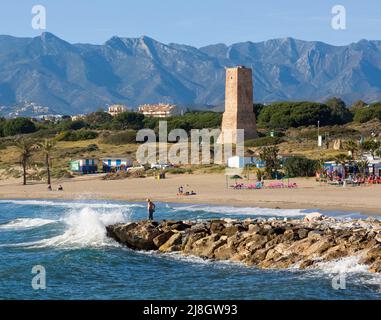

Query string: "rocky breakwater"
[[106, 213, 381, 273]]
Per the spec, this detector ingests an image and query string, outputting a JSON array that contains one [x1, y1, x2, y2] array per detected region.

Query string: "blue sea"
[[0, 199, 380, 300]]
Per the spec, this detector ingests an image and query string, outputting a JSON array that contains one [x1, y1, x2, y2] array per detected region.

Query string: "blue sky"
[[1, 0, 380, 46]]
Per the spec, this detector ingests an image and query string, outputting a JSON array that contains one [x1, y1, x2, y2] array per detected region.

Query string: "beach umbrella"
[[230, 175, 243, 183]]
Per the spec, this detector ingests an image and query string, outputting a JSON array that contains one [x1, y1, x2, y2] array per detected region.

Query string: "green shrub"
[[56, 130, 98, 141], [2, 118, 37, 136], [86, 144, 99, 152], [166, 167, 193, 174], [111, 112, 144, 130], [144, 111, 222, 133], [353, 103, 381, 123], [245, 136, 284, 147], [85, 111, 113, 127], [101, 130, 137, 145], [283, 157, 319, 177], [58, 119, 87, 131]]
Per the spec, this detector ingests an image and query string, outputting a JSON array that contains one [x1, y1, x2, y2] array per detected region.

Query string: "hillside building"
[[108, 104, 128, 116], [137, 103, 181, 118]]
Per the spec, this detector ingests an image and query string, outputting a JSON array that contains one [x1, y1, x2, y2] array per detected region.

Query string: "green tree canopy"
[[257, 100, 352, 129], [85, 110, 113, 127], [2, 118, 37, 136], [353, 103, 381, 123], [111, 111, 144, 130], [325, 97, 353, 124]]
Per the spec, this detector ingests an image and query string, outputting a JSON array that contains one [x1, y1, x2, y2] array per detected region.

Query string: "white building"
[[227, 156, 263, 169], [108, 104, 128, 116], [71, 114, 85, 121], [137, 103, 181, 118], [101, 157, 133, 172]]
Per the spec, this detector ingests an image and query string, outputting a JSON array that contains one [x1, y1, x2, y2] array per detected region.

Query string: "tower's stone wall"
[[220, 66, 257, 143]]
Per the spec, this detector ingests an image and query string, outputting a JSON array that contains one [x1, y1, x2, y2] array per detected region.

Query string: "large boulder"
[[210, 220, 226, 234], [153, 230, 174, 248], [187, 234, 227, 258], [221, 224, 246, 237], [159, 233, 183, 252], [106, 221, 161, 250]]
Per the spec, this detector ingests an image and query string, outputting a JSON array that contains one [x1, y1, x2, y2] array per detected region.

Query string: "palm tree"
[[259, 146, 281, 179], [15, 139, 36, 185], [357, 160, 369, 178], [334, 153, 349, 179], [363, 139, 381, 159], [38, 139, 56, 185], [344, 140, 358, 160]]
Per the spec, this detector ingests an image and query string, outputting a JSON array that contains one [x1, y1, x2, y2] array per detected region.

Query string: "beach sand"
[[0, 173, 380, 215]]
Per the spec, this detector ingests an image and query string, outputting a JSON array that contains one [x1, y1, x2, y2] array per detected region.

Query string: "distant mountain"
[[0, 32, 381, 114]]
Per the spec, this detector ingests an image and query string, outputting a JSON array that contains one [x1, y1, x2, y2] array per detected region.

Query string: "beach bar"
[[70, 158, 99, 174], [101, 158, 132, 172]]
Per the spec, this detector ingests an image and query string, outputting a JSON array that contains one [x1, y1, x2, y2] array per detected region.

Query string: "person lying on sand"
[[178, 190, 197, 196]]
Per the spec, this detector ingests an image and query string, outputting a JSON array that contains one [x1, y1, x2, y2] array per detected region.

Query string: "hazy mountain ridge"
[[0, 32, 381, 115]]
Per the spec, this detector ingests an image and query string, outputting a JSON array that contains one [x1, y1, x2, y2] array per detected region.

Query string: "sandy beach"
[[0, 173, 380, 215]]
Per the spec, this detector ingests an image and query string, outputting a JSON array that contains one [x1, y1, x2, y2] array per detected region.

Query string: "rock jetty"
[[106, 213, 381, 273]]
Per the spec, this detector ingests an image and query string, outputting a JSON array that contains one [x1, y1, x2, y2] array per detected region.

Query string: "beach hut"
[[101, 158, 133, 172], [69, 158, 99, 174]]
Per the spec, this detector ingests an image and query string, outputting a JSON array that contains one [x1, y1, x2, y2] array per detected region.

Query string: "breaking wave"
[[315, 256, 370, 274], [7, 206, 130, 249], [0, 218, 56, 230]]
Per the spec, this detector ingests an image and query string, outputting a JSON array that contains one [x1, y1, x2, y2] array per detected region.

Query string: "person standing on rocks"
[[147, 199, 156, 221]]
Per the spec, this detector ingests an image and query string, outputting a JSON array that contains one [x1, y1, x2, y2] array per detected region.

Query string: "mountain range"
[[0, 32, 381, 115]]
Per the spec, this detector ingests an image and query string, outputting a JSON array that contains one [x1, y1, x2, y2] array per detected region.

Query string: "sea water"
[[0, 199, 380, 300]]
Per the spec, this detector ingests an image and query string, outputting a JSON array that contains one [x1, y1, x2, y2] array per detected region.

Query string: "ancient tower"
[[220, 66, 257, 143]]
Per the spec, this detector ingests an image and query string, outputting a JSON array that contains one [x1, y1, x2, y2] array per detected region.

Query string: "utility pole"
[[317, 120, 321, 148]]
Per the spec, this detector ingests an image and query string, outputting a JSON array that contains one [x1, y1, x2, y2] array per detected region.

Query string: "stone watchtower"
[[220, 66, 257, 143]]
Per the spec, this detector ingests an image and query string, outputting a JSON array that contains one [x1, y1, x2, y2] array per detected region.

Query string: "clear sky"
[[1, 0, 380, 47]]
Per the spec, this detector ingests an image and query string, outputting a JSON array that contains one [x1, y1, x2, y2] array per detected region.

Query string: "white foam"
[[136, 250, 246, 269], [0, 218, 56, 230], [15, 206, 131, 249], [315, 256, 369, 274], [170, 204, 308, 217], [306, 255, 381, 290], [0, 199, 144, 209]]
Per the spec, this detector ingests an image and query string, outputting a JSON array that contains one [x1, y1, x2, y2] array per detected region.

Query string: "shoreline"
[[0, 193, 377, 216], [1, 173, 380, 216]]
